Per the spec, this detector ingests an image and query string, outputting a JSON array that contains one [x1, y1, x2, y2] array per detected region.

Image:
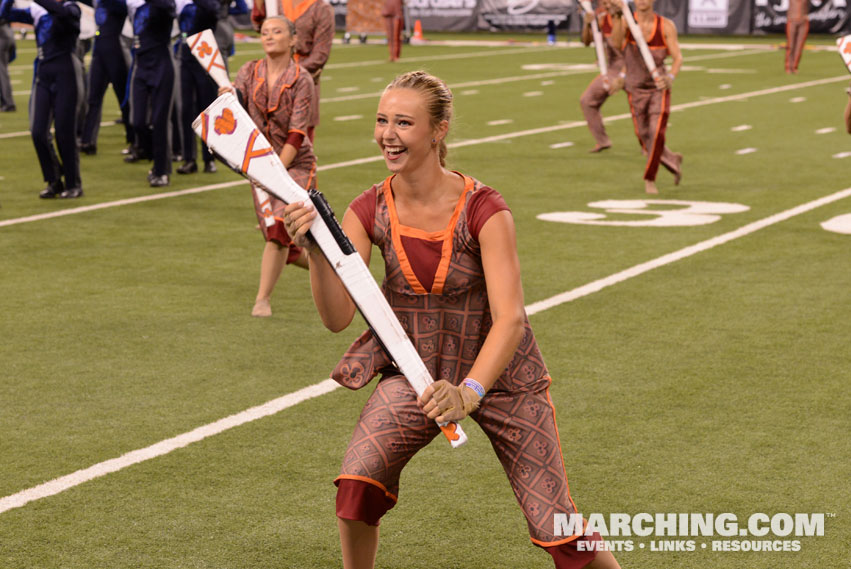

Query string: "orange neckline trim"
[[252, 59, 300, 115], [281, 0, 318, 22], [382, 173, 474, 295]]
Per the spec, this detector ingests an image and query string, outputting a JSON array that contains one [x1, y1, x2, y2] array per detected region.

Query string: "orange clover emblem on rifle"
[[214, 108, 237, 135], [198, 41, 213, 57]]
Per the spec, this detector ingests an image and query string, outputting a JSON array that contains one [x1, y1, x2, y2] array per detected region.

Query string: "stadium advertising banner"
[[408, 0, 479, 32], [687, 0, 752, 35], [753, 0, 851, 34], [688, 0, 729, 28], [477, 0, 574, 31]]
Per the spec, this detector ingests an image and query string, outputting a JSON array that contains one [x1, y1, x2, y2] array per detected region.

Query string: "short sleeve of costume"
[[466, 186, 510, 241], [288, 67, 314, 135], [349, 186, 378, 243]]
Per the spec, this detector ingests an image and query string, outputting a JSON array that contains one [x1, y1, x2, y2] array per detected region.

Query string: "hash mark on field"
[[719, 84, 732, 90], [336, 86, 359, 93], [816, 127, 836, 134], [731, 124, 752, 132], [334, 114, 364, 122], [736, 148, 758, 155], [832, 151, 851, 159], [487, 119, 513, 126], [460, 89, 479, 95], [541, 80, 555, 86], [821, 214, 851, 234], [789, 96, 806, 103], [523, 91, 543, 97], [549, 142, 574, 149]]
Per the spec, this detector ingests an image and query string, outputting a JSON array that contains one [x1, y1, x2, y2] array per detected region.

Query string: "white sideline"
[[2, 75, 847, 229], [4, 186, 851, 515], [2, 77, 851, 515]]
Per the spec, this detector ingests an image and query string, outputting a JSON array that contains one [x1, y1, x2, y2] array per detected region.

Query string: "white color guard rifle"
[[191, 93, 468, 448], [187, 28, 279, 229], [579, 1, 608, 81], [837, 34, 851, 74], [265, 0, 279, 17], [617, 0, 662, 84]]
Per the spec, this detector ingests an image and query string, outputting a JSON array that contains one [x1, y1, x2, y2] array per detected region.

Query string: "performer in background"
[[126, 0, 176, 187], [281, 70, 622, 569], [845, 83, 851, 134], [252, 0, 333, 142], [381, 0, 402, 62], [1, 0, 84, 198], [214, 0, 247, 70], [175, 0, 220, 174], [223, 16, 315, 317], [611, 0, 682, 195], [579, 0, 624, 153], [785, 0, 808, 74], [0, 14, 16, 111], [80, 0, 133, 155]]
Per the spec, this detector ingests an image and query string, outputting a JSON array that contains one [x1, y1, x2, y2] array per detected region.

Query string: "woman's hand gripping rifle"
[[191, 93, 468, 447]]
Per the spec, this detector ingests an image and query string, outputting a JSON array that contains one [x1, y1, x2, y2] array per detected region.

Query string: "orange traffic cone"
[[412, 19, 424, 43]]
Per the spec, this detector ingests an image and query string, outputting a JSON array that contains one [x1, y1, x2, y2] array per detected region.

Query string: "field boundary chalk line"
[[3, 184, 851, 515]]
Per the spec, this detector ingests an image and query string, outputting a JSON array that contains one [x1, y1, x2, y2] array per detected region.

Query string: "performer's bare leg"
[[253, 241, 287, 317], [339, 518, 379, 569]]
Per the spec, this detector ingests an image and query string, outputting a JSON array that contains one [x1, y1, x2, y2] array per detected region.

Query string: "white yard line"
[[526, 187, 851, 315], [0, 380, 341, 514], [2, 72, 851, 515], [4, 185, 850, 515], [1, 74, 846, 229], [1, 48, 773, 139]]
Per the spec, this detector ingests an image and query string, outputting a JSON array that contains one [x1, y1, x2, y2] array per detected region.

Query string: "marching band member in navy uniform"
[[80, 0, 133, 154], [1, 0, 84, 198], [0, 14, 17, 111], [125, 0, 176, 187], [175, 0, 219, 174]]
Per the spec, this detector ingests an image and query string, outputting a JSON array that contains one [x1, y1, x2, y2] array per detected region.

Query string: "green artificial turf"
[[1, 33, 849, 568]]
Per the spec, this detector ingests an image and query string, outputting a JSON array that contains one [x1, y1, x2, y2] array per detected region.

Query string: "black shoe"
[[177, 161, 198, 174], [80, 143, 97, 155], [124, 147, 150, 163], [39, 180, 64, 199], [203, 161, 217, 173], [59, 187, 84, 199], [149, 174, 170, 187], [0, 105, 16, 112]]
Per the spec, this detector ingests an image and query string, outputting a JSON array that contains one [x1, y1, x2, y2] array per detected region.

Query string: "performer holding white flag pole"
[[611, 0, 682, 195], [579, 0, 625, 152], [279, 70, 622, 569]]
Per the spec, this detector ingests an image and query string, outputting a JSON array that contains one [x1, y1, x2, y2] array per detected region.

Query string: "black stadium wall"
[[324, 0, 851, 35]]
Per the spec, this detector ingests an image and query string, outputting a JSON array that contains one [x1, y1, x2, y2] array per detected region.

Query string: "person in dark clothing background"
[[0, 15, 16, 112], [175, 0, 219, 174], [1, 0, 84, 198], [80, 0, 133, 155], [125, 0, 176, 187]]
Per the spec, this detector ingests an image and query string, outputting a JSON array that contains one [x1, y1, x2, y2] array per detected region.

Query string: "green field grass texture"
[[1, 34, 849, 568]]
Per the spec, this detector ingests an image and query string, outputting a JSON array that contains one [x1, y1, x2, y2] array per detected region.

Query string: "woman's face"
[[261, 19, 295, 57], [374, 88, 445, 174]]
